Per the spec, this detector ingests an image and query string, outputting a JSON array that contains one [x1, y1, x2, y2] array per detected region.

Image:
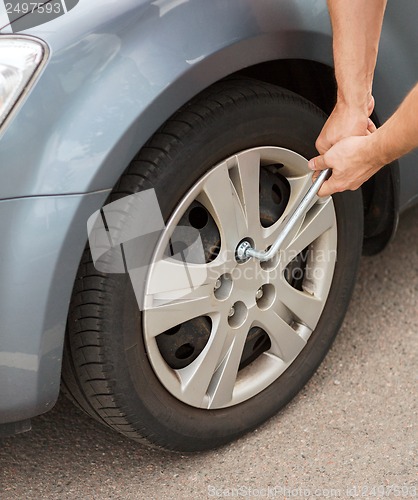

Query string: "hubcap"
[[144, 147, 337, 409]]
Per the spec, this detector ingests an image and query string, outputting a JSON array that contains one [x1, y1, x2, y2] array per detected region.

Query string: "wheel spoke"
[[144, 285, 216, 338], [254, 308, 306, 362], [234, 150, 262, 232], [199, 163, 247, 250], [176, 318, 244, 408], [280, 198, 336, 267], [143, 258, 216, 338], [146, 258, 209, 296], [286, 174, 315, 214], [205, 325, 249, 408], [263, 173, 312, 242], [276, 276, 324, 330]]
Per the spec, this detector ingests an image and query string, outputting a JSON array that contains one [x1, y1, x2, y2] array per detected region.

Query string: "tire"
[[62, 79, 363, 451]]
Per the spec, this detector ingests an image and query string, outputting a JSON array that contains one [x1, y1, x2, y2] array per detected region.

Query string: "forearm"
[[328, 0, 387, 111], [316, 0, 387, 153], [368, 83, 418, 165]]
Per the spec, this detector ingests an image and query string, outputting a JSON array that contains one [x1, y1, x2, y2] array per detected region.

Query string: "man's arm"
[[309, 82, 418, 197], [316, 0, 387, 154]]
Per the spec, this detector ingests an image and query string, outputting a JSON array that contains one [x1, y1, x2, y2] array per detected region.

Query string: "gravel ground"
[[1, 205, 417, 500]]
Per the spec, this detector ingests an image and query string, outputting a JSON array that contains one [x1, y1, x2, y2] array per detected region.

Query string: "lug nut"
[[228, 307, 235, 317], [255, 287, 264, 300], [214, 278, 222, 290]]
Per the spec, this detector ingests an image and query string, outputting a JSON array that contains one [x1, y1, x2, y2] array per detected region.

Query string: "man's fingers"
[[315, 138, 330, 155], [310, 155, 333, 193], [367, 118, 377, 134], [367, 95, 375, 116], [308, 155, 327, 171], [317, 178, 336, 197], [317, 184, 331, 197]]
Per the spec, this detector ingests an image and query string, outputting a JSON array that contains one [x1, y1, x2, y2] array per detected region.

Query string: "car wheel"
[[62, 79, 363, 451]]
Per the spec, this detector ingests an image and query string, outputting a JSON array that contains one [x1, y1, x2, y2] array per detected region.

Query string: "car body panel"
[[0, 0, 417, 426], [0, 190, 109, 423]]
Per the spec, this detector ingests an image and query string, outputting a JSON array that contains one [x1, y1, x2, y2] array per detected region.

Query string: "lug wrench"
[[236, 168, 331, 262]]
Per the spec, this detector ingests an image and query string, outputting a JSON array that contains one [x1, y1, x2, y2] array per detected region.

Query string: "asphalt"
[[0, 205, 417, 500]]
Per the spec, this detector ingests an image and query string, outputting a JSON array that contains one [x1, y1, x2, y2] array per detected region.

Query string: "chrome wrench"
[[236, 168, 331, 262]]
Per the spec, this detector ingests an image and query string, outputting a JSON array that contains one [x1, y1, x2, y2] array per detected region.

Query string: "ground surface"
[[1, 205, 417, 499]]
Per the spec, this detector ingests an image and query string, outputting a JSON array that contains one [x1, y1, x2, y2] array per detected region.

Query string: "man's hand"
[[308, 135, 382, 197], [311, 82, 418, 197], [315, 98, 376, 155]]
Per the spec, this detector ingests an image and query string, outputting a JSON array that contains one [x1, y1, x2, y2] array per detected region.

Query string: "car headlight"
[[0, 36, 49, 133]]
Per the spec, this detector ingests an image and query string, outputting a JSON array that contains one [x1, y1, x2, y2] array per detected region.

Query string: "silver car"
[[0, 0, 417, 451]]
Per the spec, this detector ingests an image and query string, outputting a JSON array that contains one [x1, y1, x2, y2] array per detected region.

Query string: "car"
[[1, 0, 417, 452]]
